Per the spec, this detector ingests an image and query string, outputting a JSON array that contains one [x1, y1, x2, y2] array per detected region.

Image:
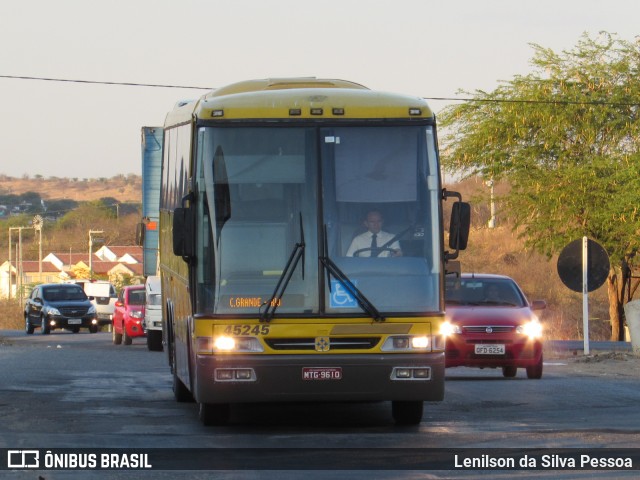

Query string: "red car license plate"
[[302, 367, 342, 381], [475, 344, 506, 355]]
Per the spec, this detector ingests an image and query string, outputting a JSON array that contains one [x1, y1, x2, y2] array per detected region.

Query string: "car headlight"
[[439, 321, 462, 336], [48, 307, 61, 316], [381, 335, 431, 351], [517, 320, 543, 339], [88, 305, 97, 315], [130, 311, 143, 319]]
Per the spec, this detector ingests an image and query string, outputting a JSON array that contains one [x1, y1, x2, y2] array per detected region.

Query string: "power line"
[[0, 74, 212, 90], [2, 74, 640, 107]]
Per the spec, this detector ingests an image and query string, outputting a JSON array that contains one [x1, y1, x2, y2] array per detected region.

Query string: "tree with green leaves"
[[439, 32, 640, 341]]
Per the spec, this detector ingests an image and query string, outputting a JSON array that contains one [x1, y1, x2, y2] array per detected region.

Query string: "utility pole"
[[88, 229, 104, 280], [8, 226, 29, 301], [486, 179, 496, 229], [33, 215, 44, 279], [7, 228, 12, 301], [18, 228, 22, 303]]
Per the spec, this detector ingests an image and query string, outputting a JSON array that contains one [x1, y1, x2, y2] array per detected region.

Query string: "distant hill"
[[0, 174, 142, 203]]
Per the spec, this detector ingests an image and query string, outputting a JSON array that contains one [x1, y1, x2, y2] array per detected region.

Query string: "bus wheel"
[[199, 402, 230, 426], [392, 401, 423, 425]]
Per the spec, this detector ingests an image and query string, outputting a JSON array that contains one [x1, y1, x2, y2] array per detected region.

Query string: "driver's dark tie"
[[371, 233, 379, 257]]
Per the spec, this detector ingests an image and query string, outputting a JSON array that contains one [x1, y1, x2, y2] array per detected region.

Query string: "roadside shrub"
[[0, 300, 23, 330]]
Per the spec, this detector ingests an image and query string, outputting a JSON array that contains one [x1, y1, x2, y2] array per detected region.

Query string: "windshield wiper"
[[320, 226, 385, 322], [260, 214, 305, 323]]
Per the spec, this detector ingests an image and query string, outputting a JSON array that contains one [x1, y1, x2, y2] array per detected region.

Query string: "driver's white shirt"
[[346, 230, 401, 257]]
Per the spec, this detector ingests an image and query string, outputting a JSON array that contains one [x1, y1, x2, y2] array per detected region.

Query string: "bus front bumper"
[[194, 352, 445, 404]]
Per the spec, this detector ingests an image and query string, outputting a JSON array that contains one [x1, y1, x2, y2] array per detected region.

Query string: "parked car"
[[143, 275, 163, 351], [112, 285, 146, 345], [442, 273, 546, 379], [68, 280, 117, 326], [24, 283, 99, 334]]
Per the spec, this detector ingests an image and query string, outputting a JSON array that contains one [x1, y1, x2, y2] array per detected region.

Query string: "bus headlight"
[[197, 336, 265, 354], [517, 320, 543, 339], [411, 336, 430, 349], [381, 335, 430, 352], [213, 335, 236, 351], [439, 321, 461, 336]]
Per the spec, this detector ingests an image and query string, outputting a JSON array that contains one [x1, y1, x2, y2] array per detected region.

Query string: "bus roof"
[[164, 77, 434, 126]]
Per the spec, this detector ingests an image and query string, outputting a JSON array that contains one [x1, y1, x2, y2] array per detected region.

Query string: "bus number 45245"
[[223, 325, 270, 336]]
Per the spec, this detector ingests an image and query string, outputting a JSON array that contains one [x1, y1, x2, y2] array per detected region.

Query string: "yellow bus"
[[160, 78, 470, 425]]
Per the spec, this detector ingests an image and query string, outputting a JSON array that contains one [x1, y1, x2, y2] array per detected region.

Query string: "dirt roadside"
[[544, 348, 640, 378]]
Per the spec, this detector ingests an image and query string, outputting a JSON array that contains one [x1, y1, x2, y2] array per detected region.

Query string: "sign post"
[[557, 237, 609, 356], [582, 236, 589, 355]]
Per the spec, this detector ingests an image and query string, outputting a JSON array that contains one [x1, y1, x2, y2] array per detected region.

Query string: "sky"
[[1, 0, 638, 179]]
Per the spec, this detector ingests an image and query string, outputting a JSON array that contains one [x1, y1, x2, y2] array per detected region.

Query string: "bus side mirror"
[[448, 201, 471, 252], [173, 207, 195, 259]]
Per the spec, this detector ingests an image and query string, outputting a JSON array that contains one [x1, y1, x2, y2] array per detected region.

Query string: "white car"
[[144, 276, 163, 351], [69, 280, 117, 326]]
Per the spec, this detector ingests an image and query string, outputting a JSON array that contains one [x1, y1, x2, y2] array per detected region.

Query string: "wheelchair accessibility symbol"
[[330, 280, 358, 308]]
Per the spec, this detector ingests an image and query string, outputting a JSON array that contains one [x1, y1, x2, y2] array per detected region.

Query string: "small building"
[[94, 245, 143, 264], [0, 260, 70, 299], [43, 252, 90, 271], [1, 245, 145, 299]]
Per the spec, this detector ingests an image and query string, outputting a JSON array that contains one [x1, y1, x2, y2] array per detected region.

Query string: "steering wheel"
[[353, 247, 397, 257]]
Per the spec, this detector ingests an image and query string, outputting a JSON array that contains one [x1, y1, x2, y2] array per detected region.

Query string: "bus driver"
[[346, 210, 402, 258]]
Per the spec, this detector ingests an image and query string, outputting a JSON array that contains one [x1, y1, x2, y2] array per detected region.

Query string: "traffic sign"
[[557, 238, 609, 292]]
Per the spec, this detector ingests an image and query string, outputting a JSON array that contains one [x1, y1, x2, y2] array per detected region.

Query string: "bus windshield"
[[193, 124, 441, 317]]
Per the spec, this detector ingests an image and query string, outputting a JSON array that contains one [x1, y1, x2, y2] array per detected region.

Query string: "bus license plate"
[[475, 344, 505, 355], [302, 367, 342, 381], [68, 318, 82, 325]]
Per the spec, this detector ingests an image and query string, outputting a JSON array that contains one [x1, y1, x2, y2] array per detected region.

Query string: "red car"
[[442, 273, 546, 379], [112, 285, 146, 345]]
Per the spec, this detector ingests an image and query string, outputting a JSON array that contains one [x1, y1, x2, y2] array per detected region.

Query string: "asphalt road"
[[1, 330, 639, 480]]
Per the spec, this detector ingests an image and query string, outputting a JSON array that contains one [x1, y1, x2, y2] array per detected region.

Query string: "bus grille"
[[265, 337, 380, 351]]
